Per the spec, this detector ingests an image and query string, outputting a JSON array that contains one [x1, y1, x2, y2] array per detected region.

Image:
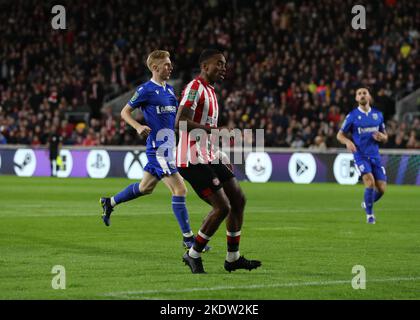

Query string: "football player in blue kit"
[[337, 87, 388, 224], [100, 50, 209, 251]]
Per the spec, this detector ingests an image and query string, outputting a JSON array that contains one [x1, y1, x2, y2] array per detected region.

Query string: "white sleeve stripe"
[[179, 81, 195, 106], [193, 85, 205, 111]]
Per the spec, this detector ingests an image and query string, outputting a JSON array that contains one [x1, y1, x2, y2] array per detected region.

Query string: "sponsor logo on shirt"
[[130, 91, 139, 103], [358, 126, 379, 134], [187, 89, 197, 102], [156, 105, 177, 114]]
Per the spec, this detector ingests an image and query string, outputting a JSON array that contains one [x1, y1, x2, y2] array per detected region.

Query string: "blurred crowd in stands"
[[0, 0, 419, 149]]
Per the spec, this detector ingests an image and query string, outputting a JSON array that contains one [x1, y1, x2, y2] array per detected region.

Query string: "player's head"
[[199, 49, 226, 84], [146, 50, 173, 81], [355, 87, 372, 106]]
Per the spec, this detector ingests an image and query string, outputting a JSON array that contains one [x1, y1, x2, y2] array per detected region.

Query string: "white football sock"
[[226, 251, 240, 262], [189, 247, 201, 259]]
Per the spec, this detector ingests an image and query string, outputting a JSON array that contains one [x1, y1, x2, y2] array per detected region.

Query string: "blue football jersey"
[[340, 106, 386, 157], [128, 80, 178, 151]]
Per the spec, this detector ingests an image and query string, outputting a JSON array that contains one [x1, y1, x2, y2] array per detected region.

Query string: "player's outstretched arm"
[[337, 131, 357, 153], [175, 104, 212, 133], [121, 104, 151, 138]]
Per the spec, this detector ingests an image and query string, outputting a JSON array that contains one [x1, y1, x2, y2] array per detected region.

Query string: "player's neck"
[[358, 104, 371, 113], [199, 73, 214, 86], [151, 76, 166, 87]]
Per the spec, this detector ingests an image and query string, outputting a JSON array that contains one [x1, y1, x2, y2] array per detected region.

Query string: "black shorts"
[[177, 163, 235, 199]]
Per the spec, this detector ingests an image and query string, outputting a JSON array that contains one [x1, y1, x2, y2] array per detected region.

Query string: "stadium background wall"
[[0, 147, 419, 186]]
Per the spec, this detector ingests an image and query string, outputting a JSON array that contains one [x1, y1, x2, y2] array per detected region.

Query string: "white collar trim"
[[150, 78, 166, 89], [358, 106, 371, 115]]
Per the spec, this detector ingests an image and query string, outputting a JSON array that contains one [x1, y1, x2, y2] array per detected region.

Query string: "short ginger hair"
[[146, 50, 170, 72]]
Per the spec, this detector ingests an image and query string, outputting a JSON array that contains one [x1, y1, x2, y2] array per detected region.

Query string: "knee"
[[173, 185, 187, 197], [215, 201, 231, 219], [232, 192, 246, 212], [364, 176, 375, 188], [378, 185, 386, 194], [140, 185, 153, 195]]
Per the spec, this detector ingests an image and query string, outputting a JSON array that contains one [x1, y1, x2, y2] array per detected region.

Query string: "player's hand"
[[346, 141, 357, 153], [372, 131, 385, 142], [136, 125, 151, 138]]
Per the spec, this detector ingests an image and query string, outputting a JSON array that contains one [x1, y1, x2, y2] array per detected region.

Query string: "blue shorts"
[[354, 155, 387, 182], [144, 151, 177, 180]]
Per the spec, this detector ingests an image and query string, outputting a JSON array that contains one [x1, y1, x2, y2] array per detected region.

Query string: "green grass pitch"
[[0, 176, 419, 299]]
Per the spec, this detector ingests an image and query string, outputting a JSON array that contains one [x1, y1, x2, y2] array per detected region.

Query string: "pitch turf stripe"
[[104, 276, 420, 298], [0, 207, 416, 218]]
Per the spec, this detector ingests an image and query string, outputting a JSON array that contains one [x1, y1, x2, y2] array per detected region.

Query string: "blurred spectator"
[[309, 136, 327, 152]]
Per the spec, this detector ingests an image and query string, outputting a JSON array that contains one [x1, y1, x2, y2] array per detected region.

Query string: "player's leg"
[[374, 180, 386, 203], [178, 164, 231, 273], [372, 158, 387, 203], [183, 188, 231, 273], [362, 173, 376, 224], [112, 171, 157, 205], [356, 158, 376, 223], [220, 173, 261, 272], [162, 173, 198, 247], [50, 158, 57, 177], [100, 171, 158, 226]]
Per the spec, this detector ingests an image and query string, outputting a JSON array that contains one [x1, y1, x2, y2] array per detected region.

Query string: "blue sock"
[[364, 188, 374, 215], [373, 190, 383, 203], [172, 196, 193, 236], [113, 183, 142, 205]]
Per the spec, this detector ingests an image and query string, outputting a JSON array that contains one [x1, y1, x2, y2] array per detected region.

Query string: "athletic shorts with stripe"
[[144, 151, 178, 180], [177, 163, 235, 198]]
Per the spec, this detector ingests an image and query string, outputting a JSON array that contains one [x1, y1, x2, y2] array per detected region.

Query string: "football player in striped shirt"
[[100, 50, 208, 251], [176, 49, 261, 273]]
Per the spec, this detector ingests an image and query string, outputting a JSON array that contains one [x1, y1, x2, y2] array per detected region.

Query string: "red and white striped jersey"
[[176, 76, 219, 167]]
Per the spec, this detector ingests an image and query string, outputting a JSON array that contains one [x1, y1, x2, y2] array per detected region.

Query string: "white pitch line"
[[104, 276, 420, 299]]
